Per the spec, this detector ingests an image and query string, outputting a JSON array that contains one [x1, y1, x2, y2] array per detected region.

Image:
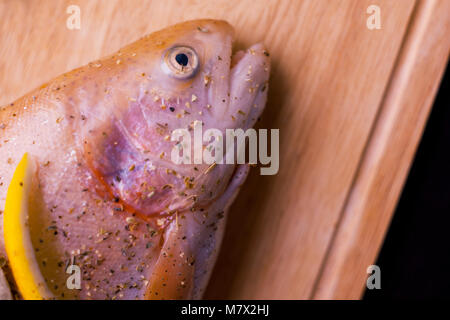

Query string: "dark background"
[[364, 63, 449, 299]]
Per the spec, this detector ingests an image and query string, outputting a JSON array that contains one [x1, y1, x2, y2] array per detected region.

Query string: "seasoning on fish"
[[0, 19, 270, 300]]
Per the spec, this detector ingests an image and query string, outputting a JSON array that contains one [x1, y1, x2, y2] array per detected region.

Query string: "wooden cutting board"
[[0, 0, 449, 299]]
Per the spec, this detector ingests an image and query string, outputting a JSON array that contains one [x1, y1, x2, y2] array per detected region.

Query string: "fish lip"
[[230, 48, 245, 69], [226, 42, 270, 129], [230, 42, 269, 73]]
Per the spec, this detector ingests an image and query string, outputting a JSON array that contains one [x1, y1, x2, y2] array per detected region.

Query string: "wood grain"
[[313, 0, 450, 299], [0, 0, 447, 299]]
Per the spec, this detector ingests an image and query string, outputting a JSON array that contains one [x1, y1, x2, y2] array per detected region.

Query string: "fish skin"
[[0, 19, 270, 299], [0, 268, 11, 300]]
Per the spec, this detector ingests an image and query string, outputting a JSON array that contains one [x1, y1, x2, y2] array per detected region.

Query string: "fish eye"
[[175, 53, 189, 66], [162, 46, 199, 79]]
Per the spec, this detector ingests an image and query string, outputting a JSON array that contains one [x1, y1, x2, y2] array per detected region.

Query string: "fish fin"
[[144, 220, 195, 300]]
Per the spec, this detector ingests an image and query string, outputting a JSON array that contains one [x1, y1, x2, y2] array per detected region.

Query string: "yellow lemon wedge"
[[3, 153, 53, 300]]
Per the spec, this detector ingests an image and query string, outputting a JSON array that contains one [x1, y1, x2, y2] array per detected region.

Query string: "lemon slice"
[[3, 153, 53, 300]]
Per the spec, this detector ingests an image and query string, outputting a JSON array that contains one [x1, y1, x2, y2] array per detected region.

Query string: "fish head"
[[80, 19, 270, 219], [113, 19, 270, 129]]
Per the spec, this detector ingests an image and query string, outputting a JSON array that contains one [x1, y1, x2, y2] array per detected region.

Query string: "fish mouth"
[[231, 41, 269, 67], [229, 42, 270, 93], [231, 49, 246, 69], [225, 42, 271, 130]]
